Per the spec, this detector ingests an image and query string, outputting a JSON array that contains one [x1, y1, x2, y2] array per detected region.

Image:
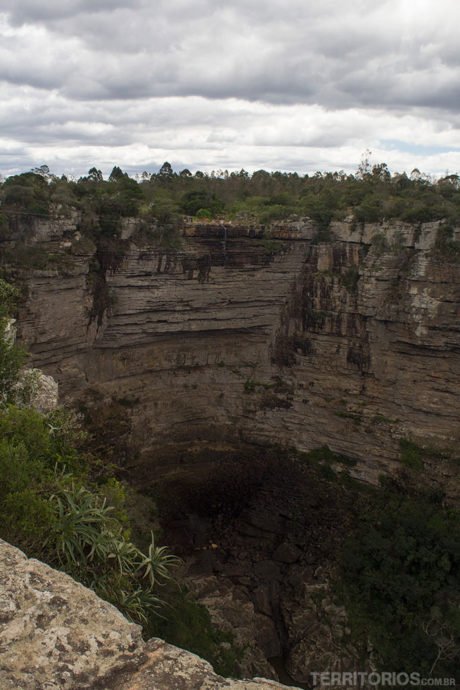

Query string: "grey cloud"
[[1, 0, 459, 112], [2, 0, 139, 24], [0, 1, 460, 177]]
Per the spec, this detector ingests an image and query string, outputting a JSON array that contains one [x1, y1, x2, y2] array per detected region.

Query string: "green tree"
[[158, 161, 174, 178], [342, 488, 460, 675]]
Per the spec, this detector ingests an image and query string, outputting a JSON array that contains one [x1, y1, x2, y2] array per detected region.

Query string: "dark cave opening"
[[146, 446, 361, 685]]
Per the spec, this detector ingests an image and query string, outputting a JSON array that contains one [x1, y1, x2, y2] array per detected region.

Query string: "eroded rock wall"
[[245, 220, 460, 487], [10, 216, 460, 491]]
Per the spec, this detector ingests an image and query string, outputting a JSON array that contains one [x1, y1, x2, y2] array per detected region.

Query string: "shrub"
[[371, 231, 389, 255], [341, 488, 460, 675], [0, 279, 26, 404], [400, 438, 424, 470], [0, 408, 179, 626], [196, 208, 212, 219], [434, 223, 460, 258], [0, 278, 19, 317], [341, 266, 360, 293], [147, 587, 242, 677], [0, 335, 26, 404], [244, 378, 256, 393], [46, 484, 179, 623]]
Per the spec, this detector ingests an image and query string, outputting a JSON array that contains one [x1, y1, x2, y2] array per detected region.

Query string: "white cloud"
[[0, 1, 459, 176]]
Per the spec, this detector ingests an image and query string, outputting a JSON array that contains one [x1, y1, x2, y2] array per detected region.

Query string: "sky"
[[1, 0, 460, 178]]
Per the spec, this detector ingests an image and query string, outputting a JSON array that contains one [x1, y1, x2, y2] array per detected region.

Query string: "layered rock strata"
[[8, 215, 460, 492]]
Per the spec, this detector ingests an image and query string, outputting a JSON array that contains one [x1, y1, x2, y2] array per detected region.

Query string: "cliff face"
[[10, 215, 460, 492]]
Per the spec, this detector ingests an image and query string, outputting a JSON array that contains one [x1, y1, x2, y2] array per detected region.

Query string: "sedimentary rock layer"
[[10, 216, 460, 491]]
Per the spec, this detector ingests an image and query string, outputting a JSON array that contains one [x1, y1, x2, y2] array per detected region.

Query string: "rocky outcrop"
[[8, 215, 460, 493], [1, 314, 58, 412], [248, 219, 460, 489], [13, 368, 59, 412], [0, 539, 297, 690], [0, 538, 143, 690]]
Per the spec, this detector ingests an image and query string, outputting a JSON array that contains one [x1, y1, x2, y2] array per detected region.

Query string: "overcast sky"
[[1, 0, 459, 178]]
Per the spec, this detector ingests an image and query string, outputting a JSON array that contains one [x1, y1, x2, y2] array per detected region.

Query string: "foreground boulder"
[[0, 540, 297, 690]]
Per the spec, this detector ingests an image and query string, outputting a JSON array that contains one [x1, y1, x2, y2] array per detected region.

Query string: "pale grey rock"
[[3, 317, 16, 345], [14, 368, 59, 412], [111, 638, 293, 690], [0, 540, 297, 690], [2, 316, 58, 412], [0, 539, 144, 690]]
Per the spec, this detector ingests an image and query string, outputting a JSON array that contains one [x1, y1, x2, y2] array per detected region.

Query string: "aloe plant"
[[46, 482, 179, 624]]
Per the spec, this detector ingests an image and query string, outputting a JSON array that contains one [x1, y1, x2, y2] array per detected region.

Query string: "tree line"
[[1, 162, 460, 234]]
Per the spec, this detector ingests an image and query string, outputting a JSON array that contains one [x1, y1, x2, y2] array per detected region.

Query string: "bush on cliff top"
[[0, 403, 179, 624]]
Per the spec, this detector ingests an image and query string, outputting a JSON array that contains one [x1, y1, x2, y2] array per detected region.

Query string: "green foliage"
[[303, 445, 339, 463], [302, 188, 337, 229], [434, 222, 460, 258], [0, 412, 63, 551], [181, 190, 223, 217], [334, 410, 362, 424], [0, 211, 9, 239], [259, 203, 294, 224], [1, 172, 50, 215], [340, 266, 360, 293], [0, 339, 25, 404], [0, 298, 179, 628], [147, 588, 242, 677], [371, 231, 389, 255], [0, 279, 26, 404], [0, 404, 179, 625], [355, 195, 383, 223], [0, 278, 19, 317], [342, 487, 460, 675], [196, 208, 212, 219], [372, 414, 399, 425], [302, 445, 357, 467], [400, 438, 424, 470], [49, 178, 79, 213], [45, 484, 179, 623], [1, 244, 69, 271], [2, 163, 460, 252], [156, 224, 183, 250], [244, 378, 256, 393], [260, 238, 285, 254]]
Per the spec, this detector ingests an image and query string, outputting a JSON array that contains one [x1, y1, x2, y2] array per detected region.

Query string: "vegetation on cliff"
[[269, 447, 460, 678], [341, 479, 460, 677], [0, 280, 25, 403], [0, 277, 178, 623], [1, 162, 460, 237]]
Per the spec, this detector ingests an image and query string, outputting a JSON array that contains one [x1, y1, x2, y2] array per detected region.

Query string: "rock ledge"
[[0, 539, 297, 690]]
